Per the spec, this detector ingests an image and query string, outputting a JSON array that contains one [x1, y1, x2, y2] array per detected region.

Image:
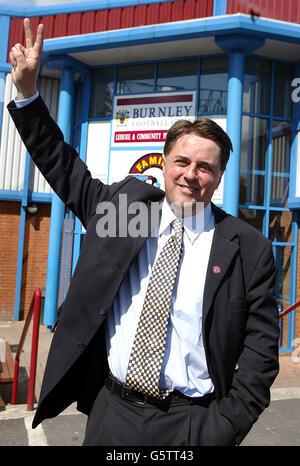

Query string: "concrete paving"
[[0, 320, 299, 447]]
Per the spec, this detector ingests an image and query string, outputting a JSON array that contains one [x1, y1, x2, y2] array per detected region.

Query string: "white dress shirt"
[[106, 199, 215, 397]]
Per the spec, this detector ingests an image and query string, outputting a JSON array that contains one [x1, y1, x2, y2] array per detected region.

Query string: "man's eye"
[[199, 165, 211, 172], [176, 160, 188, 166]]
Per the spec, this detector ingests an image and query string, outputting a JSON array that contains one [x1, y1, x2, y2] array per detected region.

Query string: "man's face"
[[163, 133, 223, 213]]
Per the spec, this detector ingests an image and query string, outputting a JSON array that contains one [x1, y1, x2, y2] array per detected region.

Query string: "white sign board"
[[106, 92, 225, 204], [111, 91, 196, 149]]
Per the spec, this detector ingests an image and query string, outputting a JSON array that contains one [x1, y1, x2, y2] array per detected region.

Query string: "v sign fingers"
[[24, 17, 35, 49], [24, 18, 44, 56], [10, 18, 44, 100]]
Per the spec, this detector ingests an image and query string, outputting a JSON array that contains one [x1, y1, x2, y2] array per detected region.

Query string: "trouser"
[[83, 384, 236, 446]]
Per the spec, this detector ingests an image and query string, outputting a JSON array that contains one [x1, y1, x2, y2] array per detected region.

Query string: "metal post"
[[11, 287, 42, 406], [215, 34, 265, 217], [13, 204, 26, 320], [27, 287, 41, 411], [0, 14, 10, 140], [43, 69, 74, 329], [223, 50, 244, 217], [213, 0, 227, 16]]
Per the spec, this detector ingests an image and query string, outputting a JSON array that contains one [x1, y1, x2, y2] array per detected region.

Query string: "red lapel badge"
[[213, 265, 221, 274]]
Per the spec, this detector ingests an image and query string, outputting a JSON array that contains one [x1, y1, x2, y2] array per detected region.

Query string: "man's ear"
[[216, 170, 224, 188]]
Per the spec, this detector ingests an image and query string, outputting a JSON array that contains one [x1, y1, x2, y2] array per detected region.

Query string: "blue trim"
[[213, 0, 227, 16], [218, 35, 265, 217], [0, 1, 183, 17], [72, 73, 90, 276], [23, 152, 31, 201], [0, 15, 10, 145], [243, 111, 292, 121], [0, 15, 10, 63], [0, 72, 6, 134], [239, 204, 290, 211], [222, 50, 244, 217], [271, 241, 295, 247], [0, 63, 11, 72], [288, 198, 300, 209], [41, 15, 300, 59], [264, 64, 275, 235], [215, 34, 265, 54], [28, 192, 52, 203], [240, 169, 289, 177], [45, 54, 90, 74], [0, 190, 23, 201], [44, 69, 74, 328], [0, 190, 52, 202], [107, 93, 115, 184], [13, 205, 26, 321]]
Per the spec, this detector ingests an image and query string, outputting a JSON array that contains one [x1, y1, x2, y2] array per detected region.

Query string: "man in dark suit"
[[8, 19, 279, 446]]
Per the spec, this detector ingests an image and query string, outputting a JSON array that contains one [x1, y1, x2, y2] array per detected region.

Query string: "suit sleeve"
[[217, 240, 280, 444], [7, 95, 116, 229]]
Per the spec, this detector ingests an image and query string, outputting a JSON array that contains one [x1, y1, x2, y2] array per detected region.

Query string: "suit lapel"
[[112, 193, 164, 278], [202, 204, 240, 323]]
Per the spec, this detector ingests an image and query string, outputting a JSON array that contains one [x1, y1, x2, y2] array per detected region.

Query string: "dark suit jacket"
[[8, 96, 279, 445]]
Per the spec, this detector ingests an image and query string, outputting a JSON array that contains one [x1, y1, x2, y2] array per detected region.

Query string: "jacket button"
[[99, 307, 108, 316], [77, 342, 86, 352]]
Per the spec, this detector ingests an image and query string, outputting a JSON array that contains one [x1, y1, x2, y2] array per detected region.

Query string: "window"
[[240, 116, 268, 206], [243, 58, 271, 115], [270, 121, 291, 207], [199, 57, 228, 114], [273, 63, 294, 118], [238, 208, 264, 233], [239, 58, 295, 352], [269, 211, 292, 243], [116, 64, 154, 94], [89, 68, 114, 118], [156, 60, 197, 91]]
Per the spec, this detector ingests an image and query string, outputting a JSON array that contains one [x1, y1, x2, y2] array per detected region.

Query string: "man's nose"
[[184, 164, 197, 180]]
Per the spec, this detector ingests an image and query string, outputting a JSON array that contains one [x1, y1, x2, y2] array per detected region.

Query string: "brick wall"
[[0, 201, 20, 320], [0, 201, 51, 321], [19, 203, 51, 320]]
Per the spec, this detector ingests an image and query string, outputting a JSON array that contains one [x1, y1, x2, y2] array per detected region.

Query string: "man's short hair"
[[164, 119, 233, 172]]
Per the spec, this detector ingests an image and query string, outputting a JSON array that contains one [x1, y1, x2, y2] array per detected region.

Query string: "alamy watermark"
[[95, 194, 205, 238], [291, 78, 300, 103]]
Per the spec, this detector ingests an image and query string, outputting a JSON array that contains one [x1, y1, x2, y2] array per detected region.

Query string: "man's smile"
[[177, 184, 200, 193]]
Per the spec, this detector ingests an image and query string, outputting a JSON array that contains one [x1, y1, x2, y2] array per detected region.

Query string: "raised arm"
[[8, 18, 119, 227], [10, 18, 44, 100]]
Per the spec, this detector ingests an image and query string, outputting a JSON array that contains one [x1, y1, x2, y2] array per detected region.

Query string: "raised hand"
[[10, 18, 44, 100]]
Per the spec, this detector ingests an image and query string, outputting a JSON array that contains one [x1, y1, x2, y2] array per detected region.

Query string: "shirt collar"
[[159, 199, 215, 244]]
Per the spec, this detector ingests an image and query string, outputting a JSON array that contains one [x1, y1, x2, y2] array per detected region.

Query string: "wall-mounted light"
[[27, 203, 38, 214]]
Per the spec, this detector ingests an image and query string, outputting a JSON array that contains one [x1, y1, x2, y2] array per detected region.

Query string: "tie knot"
[[172, 219, 183, 238]]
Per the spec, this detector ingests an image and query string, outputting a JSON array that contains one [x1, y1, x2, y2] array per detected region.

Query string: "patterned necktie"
[[126, 218, 184, 399]]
